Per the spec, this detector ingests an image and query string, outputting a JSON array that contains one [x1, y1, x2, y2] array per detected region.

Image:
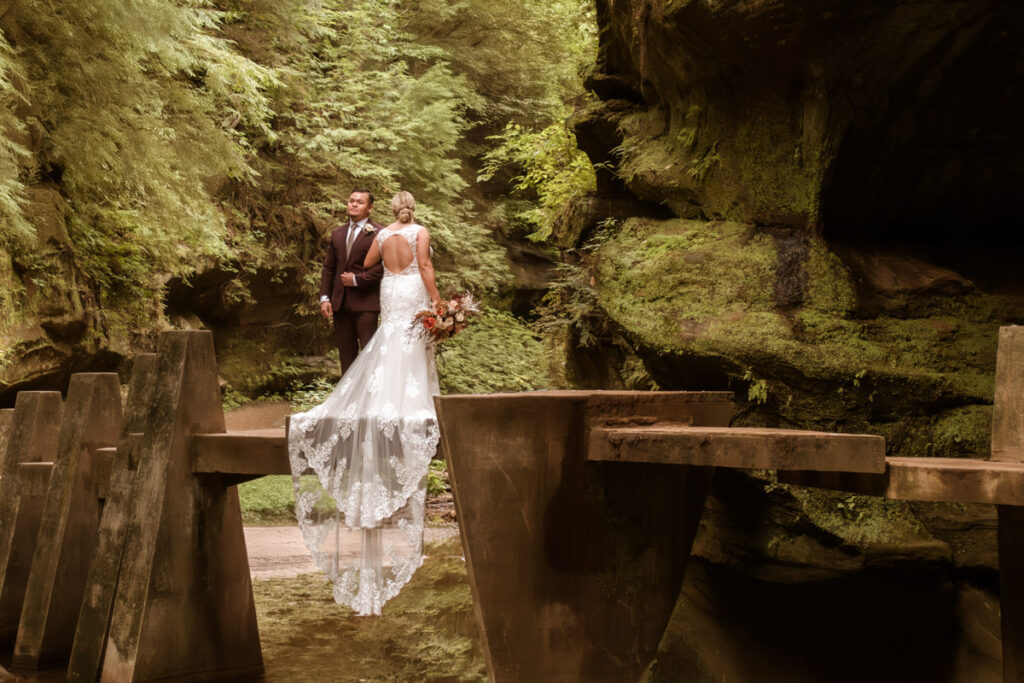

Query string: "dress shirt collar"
[[348, 217, 369, 230]]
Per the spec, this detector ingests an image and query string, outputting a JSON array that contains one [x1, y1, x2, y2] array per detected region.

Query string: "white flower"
[[363, 224, 377, 235]]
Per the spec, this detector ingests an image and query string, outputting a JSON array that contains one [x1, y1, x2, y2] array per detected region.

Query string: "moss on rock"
[[589, 216, 1007, 455]]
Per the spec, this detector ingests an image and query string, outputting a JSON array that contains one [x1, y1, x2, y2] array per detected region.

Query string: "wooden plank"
[[436, 391, 731, 683], [67, 356, 157, 683], [886, 457, 1024, 505], [99, 335, 195, 682], [589, 425, 886, 473], [192, 429, 288, 476], [0, 392, 62, 646], [15, 373, 122, 669], [100, 330, 262, 682], [781, 457, 1024, 507], [999, 505, 1024, 683], [0, 409, 13, 460], [993, 326, 1024, 463], [16, 463, 54, 497], [91, 448, 115, 499]]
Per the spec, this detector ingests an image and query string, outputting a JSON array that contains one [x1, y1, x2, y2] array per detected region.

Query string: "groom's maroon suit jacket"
[[319, 219, 385, 312]]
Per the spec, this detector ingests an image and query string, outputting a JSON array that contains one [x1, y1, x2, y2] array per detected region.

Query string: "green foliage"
[[218, 0, 512, 297], [743, 370, 769, 405], [535, 261, 604, 347], [401, 0, 598, 127], [0, 33, 31, 245], [238, 475, 295, 526], [286, 377, 335, 413], [438, 310, 561, 393], [426, 459, 449, 497], [479, 122, 596, 241], [0, 0, 277, 328], [534, 220, 618, 348]]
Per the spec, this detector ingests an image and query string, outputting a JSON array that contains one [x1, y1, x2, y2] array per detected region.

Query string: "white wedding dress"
[[288, 224, 440, 616]]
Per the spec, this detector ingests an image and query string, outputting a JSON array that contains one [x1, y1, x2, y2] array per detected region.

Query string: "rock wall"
[[571, 0, 1024, 679]]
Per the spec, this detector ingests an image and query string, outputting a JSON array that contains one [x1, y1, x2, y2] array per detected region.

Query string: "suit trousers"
[[333, 308, 379, 375]]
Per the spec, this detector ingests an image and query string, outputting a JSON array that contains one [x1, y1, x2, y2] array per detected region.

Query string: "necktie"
[[346, 222, 358, 253]]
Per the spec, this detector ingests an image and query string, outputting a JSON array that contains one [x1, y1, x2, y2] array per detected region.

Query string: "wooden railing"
[[0, 327, 1020, 682]]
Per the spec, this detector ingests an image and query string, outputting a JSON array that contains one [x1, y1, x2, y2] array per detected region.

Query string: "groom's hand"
[[341, 272, 357, 287], [320, 301, 333, 319]]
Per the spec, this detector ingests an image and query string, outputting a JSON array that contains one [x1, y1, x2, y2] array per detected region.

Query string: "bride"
[[287, 190, 442, 616]]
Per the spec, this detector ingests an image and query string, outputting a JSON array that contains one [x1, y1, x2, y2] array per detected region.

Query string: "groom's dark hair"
[[352, 188, 375, 206]]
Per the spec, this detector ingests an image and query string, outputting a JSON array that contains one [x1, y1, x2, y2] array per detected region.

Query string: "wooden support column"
[[0, 408, 13, 458], [68, 356, 156, 682], [13, 374, 122, 669], [436, 391, 732, 683], [68, 331, 262, 682], [0, 392, 62, 646], [995, 326, 1024, 683]]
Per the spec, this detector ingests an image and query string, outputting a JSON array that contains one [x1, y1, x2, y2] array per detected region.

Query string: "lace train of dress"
[[288, 224, 440, 616]]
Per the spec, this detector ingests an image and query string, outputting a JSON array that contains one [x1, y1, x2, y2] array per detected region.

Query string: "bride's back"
[[380, 227, 416, 274]]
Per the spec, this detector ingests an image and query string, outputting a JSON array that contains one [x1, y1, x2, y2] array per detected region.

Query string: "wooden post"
[[13, 374, 122, 668], [436, 391, 731, 682], [996, 326, 1024, 683], [0, 391, 62, 645], [67, 356, 156, 682], [68, 331, 262, 682], [0, 408, 13, 460]]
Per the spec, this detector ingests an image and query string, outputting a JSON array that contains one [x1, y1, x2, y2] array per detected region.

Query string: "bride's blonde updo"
[[392, 191, 415, 223]]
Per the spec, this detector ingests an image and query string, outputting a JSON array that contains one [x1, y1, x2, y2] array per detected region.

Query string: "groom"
[[319, 189, 385, 374]]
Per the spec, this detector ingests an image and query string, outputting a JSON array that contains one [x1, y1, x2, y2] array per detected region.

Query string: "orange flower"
[[423, 317, 437, 330]]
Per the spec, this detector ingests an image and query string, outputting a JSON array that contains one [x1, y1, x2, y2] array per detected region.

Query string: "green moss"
[[788, 486, 939, 550], [932, 406, 992, 458], [593, 217, 1002, 411], [803, 238, 856, 314], [596, 218, 776, 346]]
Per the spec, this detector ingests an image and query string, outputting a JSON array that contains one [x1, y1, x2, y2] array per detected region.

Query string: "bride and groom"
[[288, 189, 443, 616]]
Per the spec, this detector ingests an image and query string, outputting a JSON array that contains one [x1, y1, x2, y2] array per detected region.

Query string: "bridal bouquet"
[[411, 292, 481, 346]]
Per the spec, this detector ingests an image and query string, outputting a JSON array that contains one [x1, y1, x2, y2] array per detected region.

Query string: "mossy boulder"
[[591, 217, 1008, 454]]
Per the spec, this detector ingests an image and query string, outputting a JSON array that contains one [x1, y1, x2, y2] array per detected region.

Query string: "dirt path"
[[244, 526, 460, 579]]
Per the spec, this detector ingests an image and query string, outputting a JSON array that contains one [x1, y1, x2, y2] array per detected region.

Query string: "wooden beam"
[[994, 326, 1024, 683], [0, 392, 62, 646], [436, 390, 732, 683], [589, 425, 886, 473], [68, 357, 156, 683], [192, 429, 288, 477], [781, 457, 1024, 506], [15, 373, 122, 669], [993, 326, 1024, 463], [16, 463, 53, 497], [97, 331, 262, 682], [0, 409, 13, 460]]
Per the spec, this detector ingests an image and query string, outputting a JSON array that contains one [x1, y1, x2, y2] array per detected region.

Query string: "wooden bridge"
[[0, 327, 1020, 681]]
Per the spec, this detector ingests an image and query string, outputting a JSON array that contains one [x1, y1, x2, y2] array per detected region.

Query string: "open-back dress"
[[287, 224, 440, 616]]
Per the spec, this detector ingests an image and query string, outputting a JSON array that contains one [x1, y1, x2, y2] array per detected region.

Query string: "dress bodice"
[[376, 224, 430, 334], [376, 224, 422, 277]]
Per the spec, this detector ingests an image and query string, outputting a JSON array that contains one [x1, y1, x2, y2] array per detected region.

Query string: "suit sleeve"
[[319, 231, 338, 299], [356, 259, 384, 287]]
